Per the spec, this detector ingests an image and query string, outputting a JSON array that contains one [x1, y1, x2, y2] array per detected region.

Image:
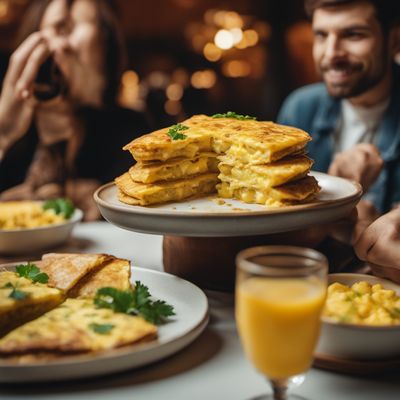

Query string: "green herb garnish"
[[3, 282, 29, 300], [94, 281, 175, 325], [43, 198, 75, 219], [167, 123, 188, 140], [16, 263, 49, 284], [211, 111, 257, 120], [89, 323, 115, 335]]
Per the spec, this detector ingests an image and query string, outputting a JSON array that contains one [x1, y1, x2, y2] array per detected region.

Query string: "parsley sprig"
[[43, 198, 75, 219], [15, 263, 49, 284], [167, 123, 188, 140], [211, 111, 257, 120], [94, 281, 175, 325], [89, 323, 115, 335], [2, 282, 29, 300]]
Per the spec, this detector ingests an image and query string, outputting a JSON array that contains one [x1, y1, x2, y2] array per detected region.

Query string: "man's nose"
[[323, 34, 346, 62]]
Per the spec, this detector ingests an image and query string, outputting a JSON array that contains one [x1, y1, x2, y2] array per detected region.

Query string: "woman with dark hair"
[[0, 0, 150, 219]]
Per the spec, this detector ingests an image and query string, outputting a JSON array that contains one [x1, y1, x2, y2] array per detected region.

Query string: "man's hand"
[[0, 33, 50, 156], [353, 207, 400, 283], [328, 143, 383, 191]]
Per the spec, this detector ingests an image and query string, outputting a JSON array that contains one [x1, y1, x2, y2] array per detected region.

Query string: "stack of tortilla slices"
[[115, 114, 320, 207]]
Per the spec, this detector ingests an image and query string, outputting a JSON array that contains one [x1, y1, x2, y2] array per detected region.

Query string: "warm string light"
[[186, 8, 270, 80], [119, 68, 190, 115], [118, 8, 271, 115]]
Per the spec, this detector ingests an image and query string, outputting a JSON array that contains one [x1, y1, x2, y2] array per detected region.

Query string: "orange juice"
[[236, 277, 326, 380]]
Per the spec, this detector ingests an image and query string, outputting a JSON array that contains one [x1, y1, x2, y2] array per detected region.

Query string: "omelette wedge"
[[124, 115, 311, 164], [217, 175, 320, 206], [68, 258, 131, 298], [218, 155, 313, 189], [0, 271, 64, 337], [37, 253, 113, 292], [129, 153, 219, 184], [116, 171, 219, 205], [0, 298, 157, 357]]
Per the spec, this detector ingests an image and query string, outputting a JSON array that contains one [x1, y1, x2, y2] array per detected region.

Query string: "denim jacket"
[[277, 72, 400, 213]]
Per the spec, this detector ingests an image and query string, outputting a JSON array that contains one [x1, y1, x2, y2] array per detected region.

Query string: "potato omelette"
[[116, 114, 319, 206]]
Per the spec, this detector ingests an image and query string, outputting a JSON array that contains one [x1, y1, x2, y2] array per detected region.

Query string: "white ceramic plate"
[[0, 267, 208, 382], [94, 172, 362, 237], [0, 209, 83, 255], [316, 273, 400, 360]]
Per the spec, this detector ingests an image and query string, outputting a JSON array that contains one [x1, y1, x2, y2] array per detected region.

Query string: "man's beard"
[[320, 58, 388, 99]]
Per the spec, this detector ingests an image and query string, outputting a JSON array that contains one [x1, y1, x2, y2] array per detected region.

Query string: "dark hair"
[[15, 0, 127, 107], [304, 0, 400, 32]]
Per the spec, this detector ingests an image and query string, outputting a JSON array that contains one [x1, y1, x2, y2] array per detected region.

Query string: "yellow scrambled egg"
[[0, 201, 65, 230], [323, 281, 400, 326]]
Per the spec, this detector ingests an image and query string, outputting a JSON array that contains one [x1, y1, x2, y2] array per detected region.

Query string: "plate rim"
[[94, 172, 363, 218], [0, 266, 209, 377]]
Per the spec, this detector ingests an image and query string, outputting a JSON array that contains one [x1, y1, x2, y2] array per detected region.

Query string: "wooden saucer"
[[314, 352, 400, 375]]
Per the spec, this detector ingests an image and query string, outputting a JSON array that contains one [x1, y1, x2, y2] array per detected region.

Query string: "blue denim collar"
[[312, 90, 341, 138], [376, 85, 400, 161]]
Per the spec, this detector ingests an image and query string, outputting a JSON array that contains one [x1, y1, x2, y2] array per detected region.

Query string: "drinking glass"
[[235, 246, 328, 400]]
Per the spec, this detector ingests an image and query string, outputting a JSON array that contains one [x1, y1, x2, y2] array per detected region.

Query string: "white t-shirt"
[[334, 98, 390, 153]]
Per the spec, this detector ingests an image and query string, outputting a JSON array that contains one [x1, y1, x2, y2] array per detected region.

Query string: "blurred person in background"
[[278, 0, 400, 222], [0, 0, 150, 220]]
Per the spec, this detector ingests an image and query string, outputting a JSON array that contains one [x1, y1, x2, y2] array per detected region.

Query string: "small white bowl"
[[316, 273, 400, 360], [0, 209, 83, 255]]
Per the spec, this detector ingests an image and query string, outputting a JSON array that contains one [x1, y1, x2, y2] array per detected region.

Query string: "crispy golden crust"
[[123, 115, 213, 162], [68, 258, 131, 299], [273, 175, 320, 200], [37, 253, 113, 292], [116, 171, 219, 205], [124, 115, 310, 164], [217, 175, 320, 206], [0, 299, 157, 357]]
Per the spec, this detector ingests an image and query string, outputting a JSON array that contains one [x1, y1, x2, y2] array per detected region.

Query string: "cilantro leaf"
[[94, 281, 175, 325], [43, 198, 75, 219], [94, 287, 135, 313], [139, 300, 175, 325], [133, 281, 151, 307], [211, 111, 257, 120], [16, 263, 49, 284], [2, 282, 29, 300], [89, 323, 115, 335], [167, 123, 188, 140]]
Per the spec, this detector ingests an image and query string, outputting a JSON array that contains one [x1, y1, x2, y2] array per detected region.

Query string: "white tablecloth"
[[1, 222, 399, 400]]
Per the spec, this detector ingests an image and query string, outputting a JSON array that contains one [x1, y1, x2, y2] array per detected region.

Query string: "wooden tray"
[[314, 352, 400, 375]]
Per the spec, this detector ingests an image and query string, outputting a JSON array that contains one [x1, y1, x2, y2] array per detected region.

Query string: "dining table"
[[1, 221, 399, 400]]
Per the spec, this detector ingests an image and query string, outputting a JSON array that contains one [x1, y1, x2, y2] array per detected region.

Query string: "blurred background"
[[0, 0, 319, 128]]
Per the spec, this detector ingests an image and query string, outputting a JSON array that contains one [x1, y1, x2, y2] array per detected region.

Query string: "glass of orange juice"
[[235, 245, 327, 400]]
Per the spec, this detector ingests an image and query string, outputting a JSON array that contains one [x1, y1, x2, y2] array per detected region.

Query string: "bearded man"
[[278, 0, 400, 214]]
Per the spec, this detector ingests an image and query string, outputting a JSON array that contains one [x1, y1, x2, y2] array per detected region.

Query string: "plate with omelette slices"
[[94, 114, 362, 237], [95, 171, 362, 237], [0, 253, 208, 382]]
